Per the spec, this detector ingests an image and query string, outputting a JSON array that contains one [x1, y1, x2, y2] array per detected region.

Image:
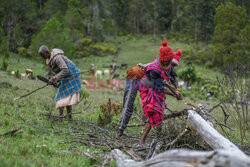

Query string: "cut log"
[[111, 148, 250, 167], [186, 110, 248, 159]]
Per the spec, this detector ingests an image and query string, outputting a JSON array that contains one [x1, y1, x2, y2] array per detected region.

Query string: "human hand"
[[48, 76, 56, 85], [175, 89, 183, 100]]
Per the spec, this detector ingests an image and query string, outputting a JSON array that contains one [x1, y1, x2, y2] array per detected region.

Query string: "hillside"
[[0, 38, 249, 166]]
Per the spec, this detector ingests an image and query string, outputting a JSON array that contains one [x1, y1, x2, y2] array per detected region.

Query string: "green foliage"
[[17, 47, 27, 57], [0, 0, 39, 51], [156, 0, 172, 31], [90, 43, 117, 57], [13, 26, 26, 49], [29, 17, 75, 58], [179, 64, 198, 85], [0, 26, 8, 53], [1, 59, 8, 71], [63, 1, 86, 41], [97, 98, 122, 126], [75, 37, 117, 57], [212, 2, 248, 67], [194, 44, 216, 67]]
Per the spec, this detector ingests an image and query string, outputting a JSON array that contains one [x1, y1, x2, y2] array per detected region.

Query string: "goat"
[[21, 73, 27, 79], [104, 69, 110, 75], [95, 70, 102, 78]]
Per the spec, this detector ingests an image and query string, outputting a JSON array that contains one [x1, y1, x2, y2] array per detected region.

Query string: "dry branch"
[[187, 110, 248, 158], [111, 148, 250, 167], [0, 128, 21, 136]]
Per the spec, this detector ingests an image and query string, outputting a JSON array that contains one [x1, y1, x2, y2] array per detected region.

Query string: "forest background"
[[0, 0, 249, 68], [0, 0, 249, 166]]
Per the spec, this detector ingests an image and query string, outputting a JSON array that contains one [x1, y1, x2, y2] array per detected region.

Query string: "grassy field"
[[0, 37, 249, 166]]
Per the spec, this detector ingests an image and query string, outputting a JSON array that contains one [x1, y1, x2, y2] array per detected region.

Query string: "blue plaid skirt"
[[55, 61, 82, 102]]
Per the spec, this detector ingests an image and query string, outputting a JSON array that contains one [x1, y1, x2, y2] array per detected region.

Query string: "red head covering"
[[172, 49, 182, 65], [159, 41, 174, 62]]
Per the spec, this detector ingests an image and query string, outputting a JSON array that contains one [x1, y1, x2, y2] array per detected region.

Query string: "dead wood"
[[165, 128, 190, 149], [1, 128, 21, 136], [111, 148, 250, 167], [123, 147, 143, 161], [187, 110, 248, 159], [147, 139, 163, 160]]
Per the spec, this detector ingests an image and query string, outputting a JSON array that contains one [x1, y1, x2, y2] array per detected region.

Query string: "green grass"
[[0, 36, 249, 166]]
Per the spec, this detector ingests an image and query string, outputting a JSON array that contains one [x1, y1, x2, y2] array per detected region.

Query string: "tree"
[[29, 17, 75, 58], [156, 0, 172, 32], [212, 2, 248, 67], [0, 0, 39, 51], [63, 0, 86, 42]]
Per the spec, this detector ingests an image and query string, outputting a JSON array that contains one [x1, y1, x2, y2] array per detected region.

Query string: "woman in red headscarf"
[[137, 41, 175, 145]]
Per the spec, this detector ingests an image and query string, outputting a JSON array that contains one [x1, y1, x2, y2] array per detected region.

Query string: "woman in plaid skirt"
[[137, 41, 175, 145], [38, 45, 82, 121]]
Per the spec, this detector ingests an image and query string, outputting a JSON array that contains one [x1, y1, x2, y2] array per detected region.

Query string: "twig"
[[14, 84, 48, 101], [165, 128, 190, 149], [82, 151, 97, 161], [163, 109, 187, 120], [147, 139, 164, 160], [1, 128, 21, 136], [123, 147, 143, 161], [208, 102, 222, 113], [165, 107, 175, 114]]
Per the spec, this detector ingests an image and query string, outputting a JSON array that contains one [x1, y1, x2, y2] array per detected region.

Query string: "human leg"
[[66, 105, 72, 121], [140, 122, 151, 145], [59, 107, 64, 121]]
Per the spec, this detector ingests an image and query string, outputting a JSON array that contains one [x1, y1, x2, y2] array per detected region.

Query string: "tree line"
[[0, 0, 249, 68]]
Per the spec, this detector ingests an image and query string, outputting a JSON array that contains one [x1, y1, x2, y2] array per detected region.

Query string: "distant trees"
[[0, 0, 248, 62], [212, 2, 249, 67], [29, 17, 75, 58], [0, 0, 39, 51]]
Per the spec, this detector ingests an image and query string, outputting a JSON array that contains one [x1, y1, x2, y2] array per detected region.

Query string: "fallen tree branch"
[[111, 148, 250, 167], [187, 110, 248, 158]]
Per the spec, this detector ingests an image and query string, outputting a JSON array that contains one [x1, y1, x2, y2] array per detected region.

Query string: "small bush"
[[17, 47, 27, 57], [75, 37, 117, 57], [97, 98, 122, 126], [178, 64, 198, 87]]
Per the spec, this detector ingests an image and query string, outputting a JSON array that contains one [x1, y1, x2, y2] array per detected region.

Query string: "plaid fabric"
[[137, 59, 171, 127], [55, 61, 82, 102], [137, 84, 165, 127]]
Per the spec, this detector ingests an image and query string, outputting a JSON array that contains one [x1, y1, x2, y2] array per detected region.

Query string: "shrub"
[[75, 37, 117, 57], [17, 47, 27, 57], [178, 64, 198, 87], [97, 98, 122, 126]]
